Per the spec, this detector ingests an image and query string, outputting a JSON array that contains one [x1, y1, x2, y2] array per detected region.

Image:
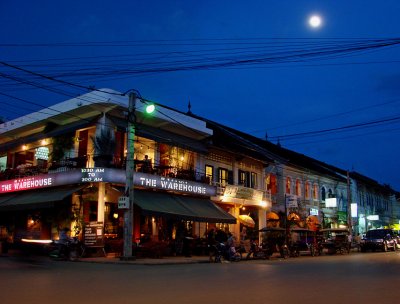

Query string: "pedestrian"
[[240, 226, 247, 241]]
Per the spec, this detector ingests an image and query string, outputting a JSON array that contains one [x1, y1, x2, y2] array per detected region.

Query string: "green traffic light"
[[146, 104, 155, 114]]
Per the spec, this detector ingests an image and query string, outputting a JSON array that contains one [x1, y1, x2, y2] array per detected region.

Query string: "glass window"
[[266, 173, 277, 195], [285, 177, 291, 194], [239, 170, 249, 187], [305, 182, 310, 199], [250, 172, 257, 189], [205, 165, 213, 185], [295, 179, 301, 196], [321, 187, 326, 201], [218, 168, 229, 187], [313, 184, 318, 200]]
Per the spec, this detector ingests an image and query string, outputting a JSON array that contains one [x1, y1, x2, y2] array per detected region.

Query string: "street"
[[0, 252, 399, 304]]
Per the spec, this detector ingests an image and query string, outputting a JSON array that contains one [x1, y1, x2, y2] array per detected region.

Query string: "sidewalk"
[[81, 254, 211, 265], [1, 249, 211, 265]]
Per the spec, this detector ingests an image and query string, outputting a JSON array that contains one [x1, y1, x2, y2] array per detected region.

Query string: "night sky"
[[1, 1, 400, 190]]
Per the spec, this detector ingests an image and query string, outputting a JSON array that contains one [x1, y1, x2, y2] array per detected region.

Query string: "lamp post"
[[121, 91, 137, 260]]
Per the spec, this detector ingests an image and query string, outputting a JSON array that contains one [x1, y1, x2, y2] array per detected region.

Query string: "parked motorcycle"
[[209, 242, 241, 262], [49, 237, 81, 261]]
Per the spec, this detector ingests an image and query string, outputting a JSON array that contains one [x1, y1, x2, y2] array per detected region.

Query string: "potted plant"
[[49, 133, 74, 168]]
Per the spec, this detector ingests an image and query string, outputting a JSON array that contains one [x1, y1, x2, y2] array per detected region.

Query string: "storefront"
[[0, 168, 236, 256]]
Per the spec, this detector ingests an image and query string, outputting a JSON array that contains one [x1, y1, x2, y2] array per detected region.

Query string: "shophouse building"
[[349, 172, 397, 235], [0, 88, 398, 256], [0, 89, 239, 255]]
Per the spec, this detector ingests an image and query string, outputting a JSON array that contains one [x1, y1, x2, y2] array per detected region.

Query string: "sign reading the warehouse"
[[0, 169, 216, 196], [134, 173, 216, 196], [1, 176, 53, 193]]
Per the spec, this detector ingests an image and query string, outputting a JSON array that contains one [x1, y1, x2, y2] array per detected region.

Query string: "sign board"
[[134, 172, 216, 196], [83, 222, 104, 247], [223, 185, 263, 201], [325, 197, 337, 207], [118, 196, 129, 209], [0, 168, 216, 197], [285, 195, 298, 208]]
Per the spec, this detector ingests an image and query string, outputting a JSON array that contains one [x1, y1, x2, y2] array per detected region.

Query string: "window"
[[321, 187, 326, 201], [250, 172, 257, 189], [305, 182, 311, 199], [266, 173, 277, 195], [239, 170, 251, 187], [205, 165, 213, 185], [285, 177, 291, 194], [295, 179, 301, 196], [218, 168, 229, 187], [313, 183, 318, 200]]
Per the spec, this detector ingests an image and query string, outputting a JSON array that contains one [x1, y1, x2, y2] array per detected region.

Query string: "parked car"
[[360, 229, 398, 252]]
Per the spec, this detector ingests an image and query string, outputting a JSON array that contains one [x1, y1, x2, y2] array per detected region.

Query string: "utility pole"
[[347, 170, 353, 238], [121, 92, 136, 260]]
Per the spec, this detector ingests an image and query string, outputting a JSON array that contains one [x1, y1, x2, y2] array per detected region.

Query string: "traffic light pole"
[[121, 92, 137, 260]]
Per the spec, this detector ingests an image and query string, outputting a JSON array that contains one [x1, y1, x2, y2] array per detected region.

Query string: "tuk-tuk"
[[289, 227, 321, 257], [258, 227, 289, 259], [320, 228, 350, 254]]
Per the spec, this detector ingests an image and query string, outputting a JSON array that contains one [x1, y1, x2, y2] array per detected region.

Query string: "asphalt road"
[[1, 252, 399, 304]]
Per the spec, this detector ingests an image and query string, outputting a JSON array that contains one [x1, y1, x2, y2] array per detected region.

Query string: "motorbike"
[[209, 242, 241, 262], [49, 237, 82, 261], [245, 240, 269, 260]]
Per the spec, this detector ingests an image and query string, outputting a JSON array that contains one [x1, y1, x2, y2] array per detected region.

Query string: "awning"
[[134, 190, 236, 224], [0, 185, 86, 211]]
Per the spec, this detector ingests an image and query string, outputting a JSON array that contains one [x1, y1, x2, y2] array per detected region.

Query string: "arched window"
[[295, 179, 301, 196], [285, 177, 291, 194], [313, 183, 318, 200], [321, 187, 326, 201], [305, 182, 311, 199]]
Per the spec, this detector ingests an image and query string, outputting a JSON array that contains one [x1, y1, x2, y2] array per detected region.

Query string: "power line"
[[268, 115, 400, 141]]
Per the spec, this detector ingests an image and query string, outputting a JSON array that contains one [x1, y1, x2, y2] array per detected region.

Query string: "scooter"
[[49, 237, 81, 261]]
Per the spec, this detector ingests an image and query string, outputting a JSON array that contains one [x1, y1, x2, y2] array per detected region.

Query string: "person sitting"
[[142, 155, 152, 173], [57, 227, 72, 256]]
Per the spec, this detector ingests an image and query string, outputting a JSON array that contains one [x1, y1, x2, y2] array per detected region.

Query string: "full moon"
[[309, 15, 322, 28]]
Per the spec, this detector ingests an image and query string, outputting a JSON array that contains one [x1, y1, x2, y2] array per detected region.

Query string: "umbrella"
[[238, 214, 255, 228], [266, 212, 280, 221]]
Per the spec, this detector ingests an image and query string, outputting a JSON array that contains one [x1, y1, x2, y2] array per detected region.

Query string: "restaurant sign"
[[0, 168, 216, 197], [133, 172, 216, 196], [223, 185, 263, 201]]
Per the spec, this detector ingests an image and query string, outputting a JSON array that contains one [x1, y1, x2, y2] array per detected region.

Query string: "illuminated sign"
[[1, 176, 53, 193], [0, 169, 216, 197], [351, 203, 358, 218], [223, 185, 263, 201], [367, 215, 379, 221], [325, 197, 337, 207], [134, 173, 216, 196], [81, 168, 106, 182], [310, 208, 319, 216], [35, 147, 49, 160]]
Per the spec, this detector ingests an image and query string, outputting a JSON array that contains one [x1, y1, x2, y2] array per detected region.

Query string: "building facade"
[[0, 89, 398, 256]]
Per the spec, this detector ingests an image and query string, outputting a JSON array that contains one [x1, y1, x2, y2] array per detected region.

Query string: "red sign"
[[0, 176, 54, 193]]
